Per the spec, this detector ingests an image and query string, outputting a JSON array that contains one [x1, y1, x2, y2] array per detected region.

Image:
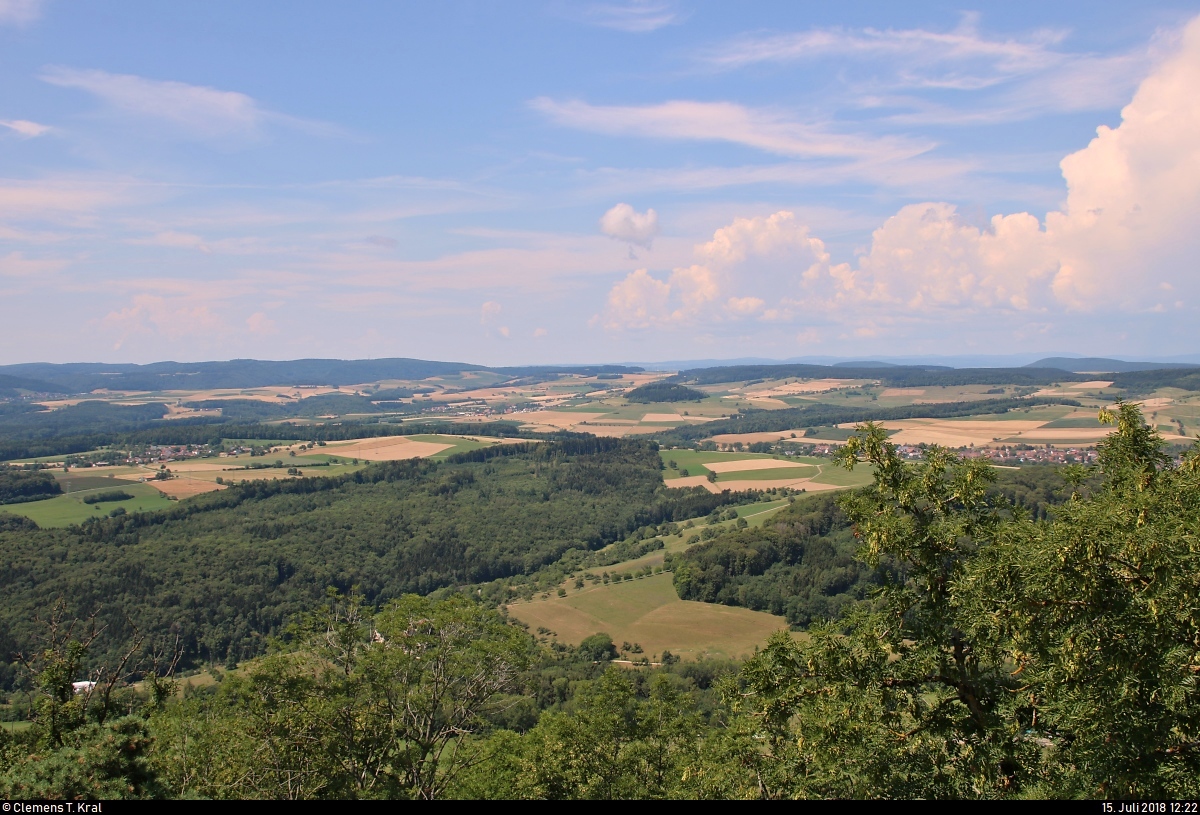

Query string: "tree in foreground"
[[150, 592, 530, 799], [734, 402, 1200, 798]]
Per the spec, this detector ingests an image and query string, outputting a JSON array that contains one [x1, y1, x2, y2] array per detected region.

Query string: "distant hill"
[[0, 374, 69, 397], [0, 359, 643, 394], [1025, 357, 1200, 373], [674, 363, 1088, 388], [830, 360, 898, 368]]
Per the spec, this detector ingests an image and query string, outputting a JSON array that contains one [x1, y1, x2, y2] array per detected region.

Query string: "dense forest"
[[0, 469, 62, 505], [625, 382, 707, 403], [667, 467, 1091, 626], [0, 438, 741, 683], [1, 404, 1196, 799]]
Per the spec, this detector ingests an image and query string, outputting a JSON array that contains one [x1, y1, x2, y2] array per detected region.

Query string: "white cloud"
[[0, 0, 45, 26], [707, 15, 1065, 79], [480, 301, 502, 324], [42, 67, 265, 139], [600, 203, 660, 247], [575, 1, 680, 32], [530, 97, 931, 160], [39, 67, 341, 141], [101, 294, 228, 349], [601, 15, 1200, 337], [704, 15, 1155, 122], [0, 119, 52, 138]]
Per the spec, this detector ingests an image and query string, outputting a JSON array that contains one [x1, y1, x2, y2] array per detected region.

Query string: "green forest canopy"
[[625, 382, 708, 403], [1, 403, 1196, 799]]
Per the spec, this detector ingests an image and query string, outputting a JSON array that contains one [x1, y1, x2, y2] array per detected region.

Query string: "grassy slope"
[[506, 499, 795, 660], [6, 482, 174, 527]]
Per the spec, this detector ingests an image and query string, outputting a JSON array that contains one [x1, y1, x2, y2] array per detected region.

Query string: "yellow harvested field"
[[861, 419, 1044, 447], [704, 458, 810, 473], [1072, 381, 1114, 389], [323, 437, 453, 460], [148, 478, 226, 499], [1134, 397, 1174, 409], [581, 425, 662, 437], [641, 413, 684, 422], [881, 388, 926, 396], [719, 479, 843, 492], [1018, 428, 1117, 441], [710, 430, 812, 444], [156, 459, 232, 473], [506, 573, 787, 660], [745, 379, 847, 396], [664, 475, 719, 492], [515, 411, 606, 429]]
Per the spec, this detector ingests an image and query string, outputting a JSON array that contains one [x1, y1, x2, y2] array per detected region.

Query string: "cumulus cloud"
[[599, 15, 1200, 335], [0, 119, 52, 138], [102, 294, 228, 349], [600, 203, 660, 248], [480, 301, 502, 323]]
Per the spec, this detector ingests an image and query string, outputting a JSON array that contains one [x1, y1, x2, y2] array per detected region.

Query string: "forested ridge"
[[0, 411, 524, 462]]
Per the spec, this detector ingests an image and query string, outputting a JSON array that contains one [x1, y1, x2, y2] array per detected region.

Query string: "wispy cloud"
[[575, 1, 681, 33], [701, 14, 1155, 122], [40, 67, 341, 141], [0, 119, 52, 137], [706, 14, 1065, 81], [0, 0, 45, 26], [530, 97, 932, 160]]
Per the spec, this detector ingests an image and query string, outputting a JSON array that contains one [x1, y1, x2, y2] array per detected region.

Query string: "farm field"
[[5, 481, 175, 527], [660, 449, 870, 493], [507, 497, 797, 660], [856, 410, 1193, 448], [507, 573, 788, 661]]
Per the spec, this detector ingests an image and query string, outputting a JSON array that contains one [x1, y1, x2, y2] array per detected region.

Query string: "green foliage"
[[670, 493, 870, 626], [0, 469, 62, 504], [81, 490, 134, 505], [458, 669, 707, 799], [578, 633, 618, 662], [625, 383, 708, 403], [0, 439, 742, 677], [730, 403, 1200, 799], [150, 593, 530, 799]]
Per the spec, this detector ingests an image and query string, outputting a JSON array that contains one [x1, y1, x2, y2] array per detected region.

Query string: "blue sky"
[[3, 1, 1200, 365]]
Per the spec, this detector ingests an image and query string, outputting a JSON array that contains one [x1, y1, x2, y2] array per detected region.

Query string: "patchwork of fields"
[[660, 449, 873, 493]]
